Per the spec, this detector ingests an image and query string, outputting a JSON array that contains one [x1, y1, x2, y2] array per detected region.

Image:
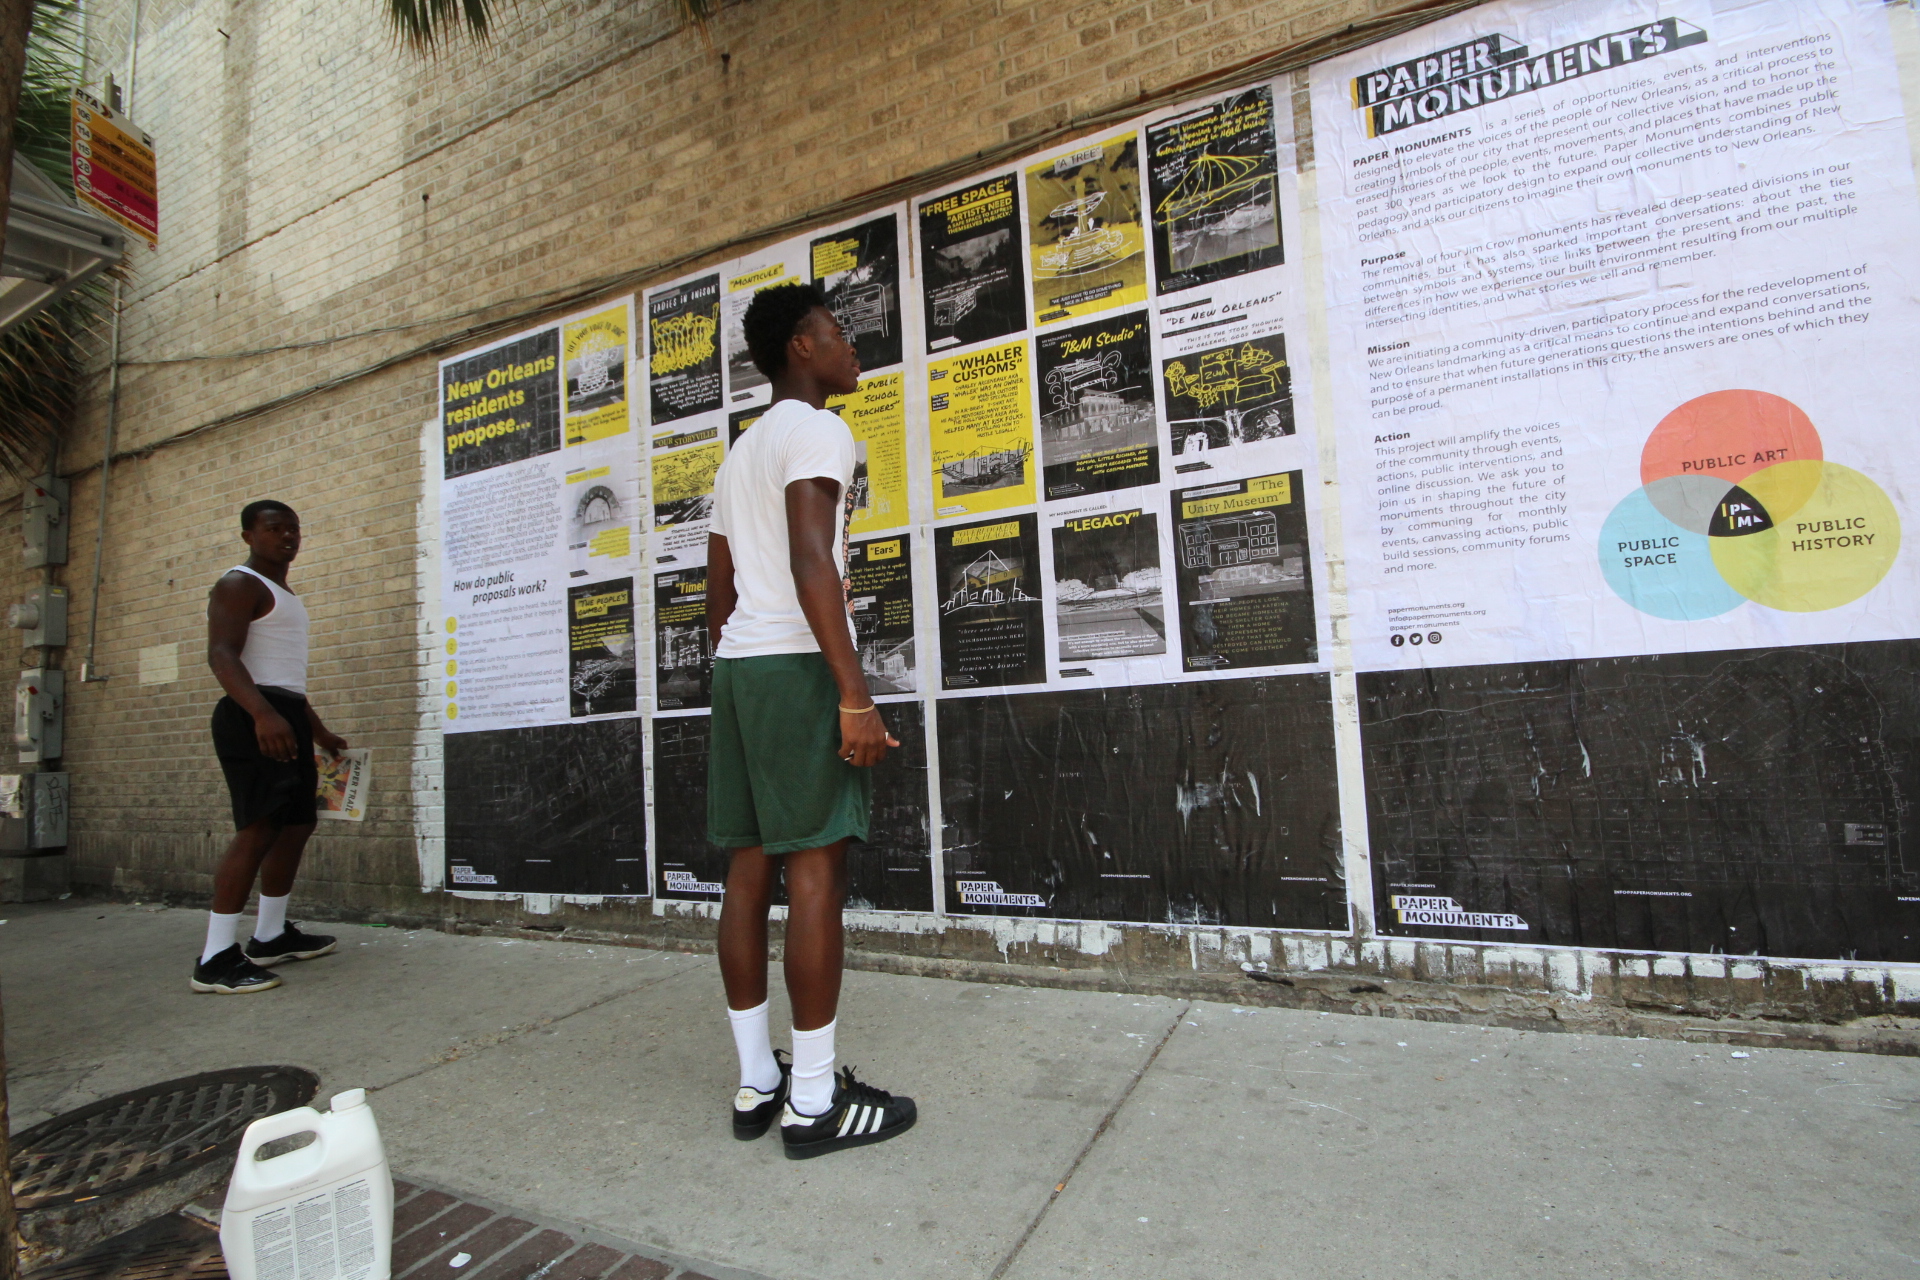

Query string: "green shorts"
[[707, 652, 871, 854]]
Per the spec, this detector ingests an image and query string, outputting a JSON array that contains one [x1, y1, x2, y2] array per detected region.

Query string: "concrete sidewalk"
[[7, 900, 1919, 1280]]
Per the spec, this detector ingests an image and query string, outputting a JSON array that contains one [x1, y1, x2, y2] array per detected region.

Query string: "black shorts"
[[212, 688, 317, 831]]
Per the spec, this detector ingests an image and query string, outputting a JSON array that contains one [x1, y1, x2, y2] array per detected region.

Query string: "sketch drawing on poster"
[[812, 215, 904, 373], [1036, 310, 1159, 499], [647, 275, 722, 429], [1026, 136, 1147, 324], [1146, 84, 1284, 293], [1052, 508, 1166, 661], [1162, 333, 1293, 458], [936, 515, 1045, 690], [848, 534, 917, 695]]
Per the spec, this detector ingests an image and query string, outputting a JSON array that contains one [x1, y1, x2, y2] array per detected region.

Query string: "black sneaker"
[[191, 944, 283, 994], [245, 922, 338, 965], [732, 1050, 792, 1140], [780, 1067, 916, 1160]]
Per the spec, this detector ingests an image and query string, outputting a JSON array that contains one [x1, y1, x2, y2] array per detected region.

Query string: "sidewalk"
[[7, 900, 1918, 1279]]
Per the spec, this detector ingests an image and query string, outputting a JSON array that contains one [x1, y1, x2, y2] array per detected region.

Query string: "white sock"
[[253, 893, 290, 943], [789, 1020, 837, 1116], [201, 912, 241, 963], [727, 1001, 782, 1093]]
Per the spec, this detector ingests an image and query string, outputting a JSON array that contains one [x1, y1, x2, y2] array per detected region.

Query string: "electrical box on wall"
[[14, 668, 64, 763], [7, 585, 69, 648], [0, 772, 68, 850], [23, 475, 69, 568]]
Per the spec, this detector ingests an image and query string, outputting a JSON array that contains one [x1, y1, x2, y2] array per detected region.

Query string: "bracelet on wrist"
[[838, 703, 878, 715]]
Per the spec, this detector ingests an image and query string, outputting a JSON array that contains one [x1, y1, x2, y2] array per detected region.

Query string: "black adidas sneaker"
[[732, 1050, 792, 1140], [780, 1067, 915, 1160], [245, 922, 338, 965], [190, 944, 283, 994]]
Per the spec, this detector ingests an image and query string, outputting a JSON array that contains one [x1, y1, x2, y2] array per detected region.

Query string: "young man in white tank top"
[[192, 500, 350, 993]]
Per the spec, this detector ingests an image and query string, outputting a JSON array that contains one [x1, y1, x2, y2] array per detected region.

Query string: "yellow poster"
[[562, 305, 631, 446], [827, 372, 910, 536], [1025, 136, 1146, 325], [652, 441, 723, 530], [928, 341, 1036, 519]]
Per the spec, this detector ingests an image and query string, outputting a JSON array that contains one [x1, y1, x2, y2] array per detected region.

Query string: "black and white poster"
[[811, 214, 903, 374], [442, 328, 561, 479], [1146, 85, 1284, 295], [1172, 471, 1314, 671], [936, 514, 1045, 691], [567, 578, 637, 718], [653, 567, 711, 711], [917, 174, 1027, 353], [1052, 508, 1165, 663], [1036, 310, 1160, 499], [849, 533, 917, 695], [647, 274, 722, 427], [1160, 332, 1293, 460]]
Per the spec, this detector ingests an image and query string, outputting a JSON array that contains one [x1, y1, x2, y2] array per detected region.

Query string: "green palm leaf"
[[384, 0, 716, 51]]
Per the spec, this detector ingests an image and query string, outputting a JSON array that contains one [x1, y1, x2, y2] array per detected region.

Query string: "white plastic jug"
[[220, 1088, 394, 1280]]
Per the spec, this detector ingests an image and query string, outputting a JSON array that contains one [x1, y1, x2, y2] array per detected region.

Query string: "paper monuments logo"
[[955, 880, 1048, 907], [1390, 895, 1526, 931], [663, 870, 724, 895], [1601, 391, 1899, 619]]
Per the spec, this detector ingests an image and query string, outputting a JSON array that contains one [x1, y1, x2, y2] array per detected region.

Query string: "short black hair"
[[241, 499, 298, 530], [743, 282, 831, 380]]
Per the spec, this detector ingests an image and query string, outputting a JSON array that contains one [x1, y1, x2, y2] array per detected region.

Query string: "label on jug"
[[250, 1178, 378, 1280]]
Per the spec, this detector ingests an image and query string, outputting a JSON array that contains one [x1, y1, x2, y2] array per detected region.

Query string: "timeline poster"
[[568, 578, 637, 718], [1026, 135, 1147, 326], [723, 256, 795, 404], [918, 173, 1027, 353], [811, 214, 903, 374], [1052, 508, 1166, 662], [1035, 310, 1159, 500], [1160, 331, 1293, 459], [928, 340, 1037, 519], [647, 274, 722, 428], [652, 440, 723, 530], [654, 567, 711, 711], [1145, 85, 1283, 295], [561, 304, 631, 445], [1172, 471, 1315, 671], [936, 514, 1045, 691], [849, 534, 917, 695], [827, 372, 910, 536]]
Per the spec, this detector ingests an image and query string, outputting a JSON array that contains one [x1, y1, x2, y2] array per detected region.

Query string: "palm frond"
[[384, 0, 717, 54]]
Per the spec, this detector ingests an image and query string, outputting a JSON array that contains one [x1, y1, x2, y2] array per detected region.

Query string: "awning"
[[0, 154, 126, 338]]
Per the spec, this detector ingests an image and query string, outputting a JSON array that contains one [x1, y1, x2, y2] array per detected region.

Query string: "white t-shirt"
[[711, 398, 857, 658]]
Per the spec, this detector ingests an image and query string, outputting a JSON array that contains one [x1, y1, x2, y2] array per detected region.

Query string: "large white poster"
[[1312, 0, 1920, 671], [437, 299, 643, 733]]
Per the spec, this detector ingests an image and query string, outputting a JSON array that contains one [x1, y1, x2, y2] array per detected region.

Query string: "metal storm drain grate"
[[10, 1066, 319, 1209], [26, 1211, 229, 1280]]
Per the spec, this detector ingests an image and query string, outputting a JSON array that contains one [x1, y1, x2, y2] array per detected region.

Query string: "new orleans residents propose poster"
[[1035, 310, 1159, 498], [568, 579, 637, 717], [1171, 471, 1315, 670], [1312, 0, 1920, 673], [936, 515, 1045, 689], [827, 373, 910, 535], [1146, 85, 1284, 294], [654, 567, 710, 711], [647, 274, 722, 428], [849, 534, 917, 694], [918, 174, 1027, 352], [1026, 135, 1147, 324], [1052, 508, 1165, 661], [438, 300, 642, 734], [928, 340, 1036, 519], [811, 215, 903, 374]]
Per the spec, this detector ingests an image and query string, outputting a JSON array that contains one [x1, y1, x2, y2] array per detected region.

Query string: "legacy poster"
[[1146, 85, 1284, 294], [918, 174, 1027, 352], [1172, 471, 1315, 670], [1026, 136, 1147, 325], [936, 514, 1045, 690], [812, 214, 903, 374], [647, 274, 722, 428], [1052, 507, 1166, 662], [1035, 310, 1159, 499]]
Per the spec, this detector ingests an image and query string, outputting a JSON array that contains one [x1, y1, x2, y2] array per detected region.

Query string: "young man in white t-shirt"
[[706, 282, 915, 1158]]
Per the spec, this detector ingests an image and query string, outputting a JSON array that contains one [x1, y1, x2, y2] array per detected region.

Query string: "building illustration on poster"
[[918, 174, 1028, 352], [812, 215, 903, 374], [1146, 85, 1284, 294], [936, 515, 1046, 690], [1025, 135, 1147, 325], [928, 340, 1037, 519], [1035, 311, 1160, 499]]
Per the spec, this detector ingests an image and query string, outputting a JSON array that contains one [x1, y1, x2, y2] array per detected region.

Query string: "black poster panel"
[[1052, 509, 1166, 662], [652, 708, 935, 911], [567, 578, 637, 717], [654, 568, 711, 710], [1171, 470, 1315, 671], [1146, 85, 1284, 295], [444, 721, 647, 894], [935, 514, 1045, 690], [919, 174, 1027, 353], [938, 676, 1342, 927], [1359, 641, 1920, 963], [1036, 311, 1160, 499], [849, 534, 917, 694], [647, 275, 722, 425], [1160, 332, 1293, 453], [442, 328, 561, 479], [812, 215, 903, 373]]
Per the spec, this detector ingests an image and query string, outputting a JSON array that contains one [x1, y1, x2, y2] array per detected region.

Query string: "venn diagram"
[[1600, 390, 1899, 619]]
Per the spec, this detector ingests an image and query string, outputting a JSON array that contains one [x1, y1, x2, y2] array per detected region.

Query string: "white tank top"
[[227, 564, 310, 695]]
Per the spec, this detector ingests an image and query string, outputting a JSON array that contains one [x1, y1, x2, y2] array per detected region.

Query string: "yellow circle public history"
[[446, 617, 457, 632], [446, 703, 458, 719], [446, 638, 457, 655], [445, 681, 458, 697], [1710, 461, 1901, 612], [446, 659, 458, 676]]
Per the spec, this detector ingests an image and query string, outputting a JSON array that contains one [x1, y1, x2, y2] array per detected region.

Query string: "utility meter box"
[[23, 475, 69, 568], [14, 668, 64, 763], [0, 772, 68, 850], [7, 585, 68, 648]]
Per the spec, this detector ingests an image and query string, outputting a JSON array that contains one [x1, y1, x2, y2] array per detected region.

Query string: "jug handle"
[[237, 1109, 324, 1167]]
